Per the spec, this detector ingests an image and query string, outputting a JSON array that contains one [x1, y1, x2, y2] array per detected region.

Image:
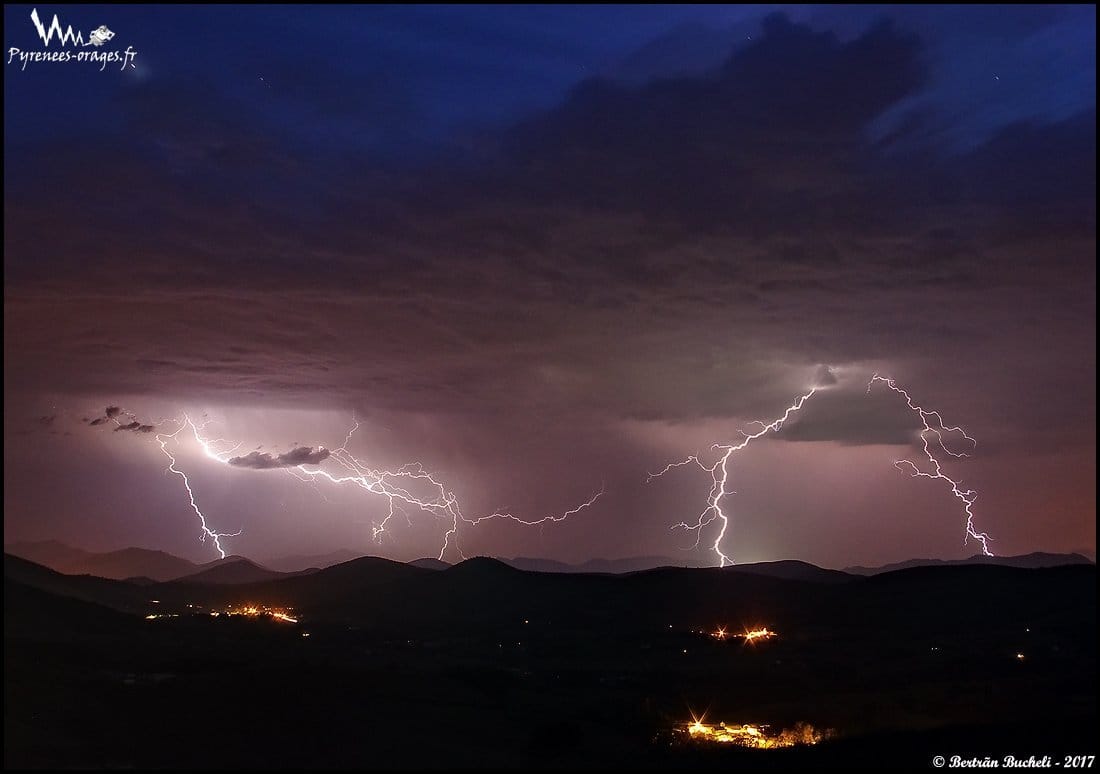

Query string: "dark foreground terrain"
[[4, 554, 1095, 769]]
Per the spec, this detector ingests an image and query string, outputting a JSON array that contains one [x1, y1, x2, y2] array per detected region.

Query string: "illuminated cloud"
[[813, 366, 839, 387], [228, 447, 331, 470]]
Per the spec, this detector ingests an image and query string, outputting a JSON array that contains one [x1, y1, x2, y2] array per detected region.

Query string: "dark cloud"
[[500, 15, 923, 231], [110, 420, 156, 433], [228, 447, 331, 470], [105, 406, 122, 418], [276, 446, 332, 466], [88, 417, 108, 426], [3, 14, 1091, 437]]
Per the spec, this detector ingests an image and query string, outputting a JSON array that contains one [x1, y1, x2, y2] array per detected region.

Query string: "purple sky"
[[3, 5, 1095, 567]]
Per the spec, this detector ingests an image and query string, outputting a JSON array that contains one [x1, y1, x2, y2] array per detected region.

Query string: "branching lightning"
[[153, 415, 602, 561], [648, 388, 818, 567], [868, 374, 992, 556], [155, 421, 242, 559], [129, 371, 989, 564]]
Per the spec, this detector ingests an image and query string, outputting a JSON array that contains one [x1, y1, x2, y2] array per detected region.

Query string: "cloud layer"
[[3, 8, 1093, 565]]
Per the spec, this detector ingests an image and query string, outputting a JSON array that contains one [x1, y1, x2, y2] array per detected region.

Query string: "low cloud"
[[110, 419, 156, 432], [228, 446, 331, 470]]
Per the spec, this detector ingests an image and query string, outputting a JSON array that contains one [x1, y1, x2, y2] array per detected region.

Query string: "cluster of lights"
[[706, 626, 777, 643], [685, 718, 823, 748], [223, 605, 298, 623], [143, 604, 299, 624], [742, 627, 775, 642]]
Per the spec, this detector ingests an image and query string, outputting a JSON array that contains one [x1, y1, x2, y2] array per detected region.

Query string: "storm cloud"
[[3, 6, 1093, 566]]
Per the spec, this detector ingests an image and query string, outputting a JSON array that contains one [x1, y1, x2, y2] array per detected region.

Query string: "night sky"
[[3, 5, 1095, 568]]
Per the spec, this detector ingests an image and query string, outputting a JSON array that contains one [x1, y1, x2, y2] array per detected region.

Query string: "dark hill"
[[173, 557, 299, 585], [4, 554, 149, 613], [409, 557, 450, 570], [146, 555, 432, 613], [4, 578, 141, 641], [503, 555, 709, 573], [446, 556, 523, 577], [721, 559, 855, 584]]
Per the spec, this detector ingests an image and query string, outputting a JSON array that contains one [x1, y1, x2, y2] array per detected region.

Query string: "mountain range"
[[8, 539, 1092, 585], [842, 551, 1095, 575], [5, 544, 1094, 769], [2, 541, 311, 585]]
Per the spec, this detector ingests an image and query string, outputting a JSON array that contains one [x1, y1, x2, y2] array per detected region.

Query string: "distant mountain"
[[72, 548, 201, 582], [263, 549, 366, 573], [7, 550, 1096, 646], [138, 555, 435, 614], [172, 557, 304, 585], [844, 552, 1094, 576], [4, 541, 201, 582], [502, 555, 710, 574], [5, 539, 93, 569], [409, 558, 450, 570]]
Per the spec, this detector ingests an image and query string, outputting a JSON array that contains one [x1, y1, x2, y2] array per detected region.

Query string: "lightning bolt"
[[649, 388, 818, 567], [868, 374, 992, 556], [291, 420, 604, 560], [155, 420, 242, 559], [153, 415, 602, 561]]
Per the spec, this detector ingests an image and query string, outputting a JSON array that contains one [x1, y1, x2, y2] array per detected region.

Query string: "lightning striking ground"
[[155, 421, 242, 559], [868, 374, 993, 556], [154, 415, 602, 561], [648, 388, 818, 567]]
